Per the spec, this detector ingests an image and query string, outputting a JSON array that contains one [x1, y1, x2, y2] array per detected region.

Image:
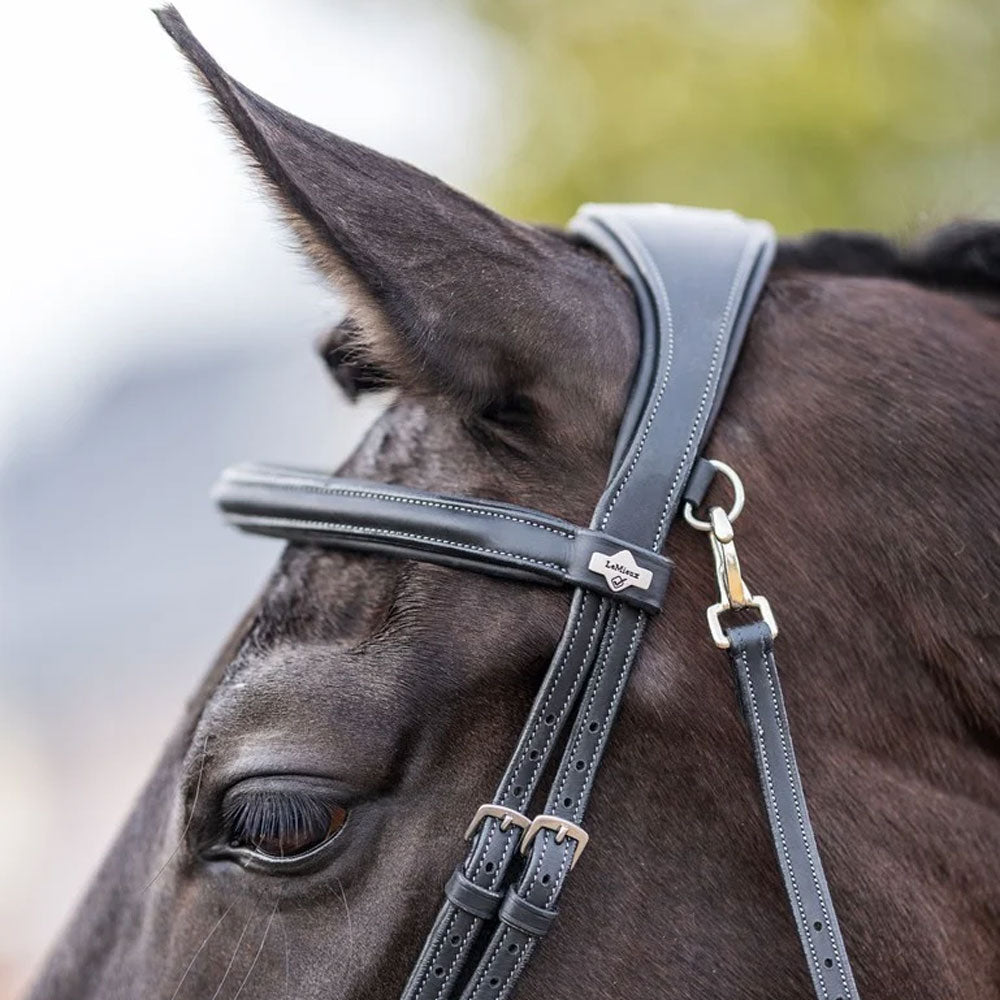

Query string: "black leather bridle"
[[213, 204, 862, 1000]]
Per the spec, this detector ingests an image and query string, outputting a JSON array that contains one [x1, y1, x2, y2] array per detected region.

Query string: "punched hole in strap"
[[519, 815, 589, 870]]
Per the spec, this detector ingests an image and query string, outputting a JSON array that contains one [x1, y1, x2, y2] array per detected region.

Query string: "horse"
[[28, 7, 1000, 999]]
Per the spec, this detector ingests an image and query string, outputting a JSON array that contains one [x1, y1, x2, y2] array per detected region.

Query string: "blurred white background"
[[0, 1, 507, 993]]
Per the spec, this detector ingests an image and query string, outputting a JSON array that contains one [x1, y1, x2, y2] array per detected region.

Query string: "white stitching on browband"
[[465, 223, 767, 1000], [222, 470, 574, 538], [226, 514, 564, 574]]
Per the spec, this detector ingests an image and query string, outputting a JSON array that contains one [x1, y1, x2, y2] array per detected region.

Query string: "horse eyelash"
[[222, 789, 339, 846]]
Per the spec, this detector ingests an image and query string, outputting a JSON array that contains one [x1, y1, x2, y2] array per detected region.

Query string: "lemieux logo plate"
[[587, 548, 653, 593]]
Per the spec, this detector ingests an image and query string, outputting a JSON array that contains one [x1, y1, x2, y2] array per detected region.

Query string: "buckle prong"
[[519, 814, 589, 870], [464, 804, 530, 841]]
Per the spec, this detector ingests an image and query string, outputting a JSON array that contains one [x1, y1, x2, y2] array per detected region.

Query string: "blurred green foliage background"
[[464, 0, 1000, 234]]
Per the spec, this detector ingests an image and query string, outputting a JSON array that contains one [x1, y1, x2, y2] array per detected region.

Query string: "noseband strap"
[[214, 203, 862, 1000]]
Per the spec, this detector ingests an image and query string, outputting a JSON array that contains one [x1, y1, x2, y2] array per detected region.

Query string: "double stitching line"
[[570, 615, 644, 824], [761, 639, 854, 999], [597, 220, 676, 531], [739, 643, 830, 999], [552, 606, 623, 812], [430, 914, 478, 1000], [505, 599, 606, 801], [596, 219, 758, 550], [437, 599, 605, 996], [223, 470, 574, 538], [406, 219, 769, 1000], [464, 596, 604, 886], [412, 910, 459, 1000], [652, 237, 758, 550], [227, 515, 563, 574], [462, 222, 765, 1000], [465, 835, 551, 1000], [468, 613, 622, 999], [495, 934, 535, 1000]]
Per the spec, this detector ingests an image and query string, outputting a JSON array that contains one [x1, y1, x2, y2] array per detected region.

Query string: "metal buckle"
[[685, 461, 778, 650], [464, 804, 531, 841], [519, 814, 589, 870]]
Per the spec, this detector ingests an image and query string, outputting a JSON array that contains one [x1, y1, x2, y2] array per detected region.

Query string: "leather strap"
[[444, 871, 503, 921], [573, 204, 774, 543], [213, 463, 672, 613], [726, 621, 861, 1000], [682, 456, 718, 508], [497, 892, 558, 938], [213, 204, 794, 999], [417, 205, 776, 1000], [401, 588, 611, 1000]]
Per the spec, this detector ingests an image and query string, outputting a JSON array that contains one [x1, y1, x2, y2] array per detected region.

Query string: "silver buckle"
[[519, 814, 589, 870], [464, 804, 531, 841]]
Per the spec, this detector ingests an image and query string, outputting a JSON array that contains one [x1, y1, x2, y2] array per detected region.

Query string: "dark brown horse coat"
[[28, 8, 1000, 999]]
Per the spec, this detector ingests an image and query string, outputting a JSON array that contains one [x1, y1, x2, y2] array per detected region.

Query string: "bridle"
[[213, 204, 862, 1000]]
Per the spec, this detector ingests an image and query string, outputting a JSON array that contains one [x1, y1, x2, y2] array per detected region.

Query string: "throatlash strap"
[[213, 204, 861, 1000]]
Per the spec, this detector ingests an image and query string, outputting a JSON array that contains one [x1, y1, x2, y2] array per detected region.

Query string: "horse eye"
[[221, 781, 349, 859]]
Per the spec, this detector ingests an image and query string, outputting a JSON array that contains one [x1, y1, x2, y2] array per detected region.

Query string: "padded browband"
[[213, 463, 673, 613], [212, 205, 774, 613]]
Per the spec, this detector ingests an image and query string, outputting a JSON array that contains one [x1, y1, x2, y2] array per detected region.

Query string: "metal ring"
[[683, 459, 745, 531]]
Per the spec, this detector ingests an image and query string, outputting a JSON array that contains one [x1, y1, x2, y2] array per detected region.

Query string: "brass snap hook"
[[686, 461, 778, 649], [683, 459, 745, 531]]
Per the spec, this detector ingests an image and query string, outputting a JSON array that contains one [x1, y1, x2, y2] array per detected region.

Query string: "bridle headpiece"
[[215, 204, 861, 1000]]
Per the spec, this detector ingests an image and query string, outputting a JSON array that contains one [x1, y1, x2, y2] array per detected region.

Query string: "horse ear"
[[156, 7, 633, 423]]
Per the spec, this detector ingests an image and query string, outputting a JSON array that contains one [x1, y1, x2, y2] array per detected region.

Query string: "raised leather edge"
[[213, 463, 672, 612]]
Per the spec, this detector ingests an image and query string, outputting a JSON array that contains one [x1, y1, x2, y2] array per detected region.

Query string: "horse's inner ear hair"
[[156, 4, 638, 441], [316, 318, 393, 401]]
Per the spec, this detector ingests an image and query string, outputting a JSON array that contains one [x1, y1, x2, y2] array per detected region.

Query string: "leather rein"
[[213, 204, 862, 1000]]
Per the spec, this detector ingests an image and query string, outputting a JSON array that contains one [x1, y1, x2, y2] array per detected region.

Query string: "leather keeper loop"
[[444, 870, 503, 920], [682, 457, 717, 510], [498, 889, 558, 938]]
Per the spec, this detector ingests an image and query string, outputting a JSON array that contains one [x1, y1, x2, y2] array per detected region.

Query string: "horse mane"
[[775, 221, 1000, 305]]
